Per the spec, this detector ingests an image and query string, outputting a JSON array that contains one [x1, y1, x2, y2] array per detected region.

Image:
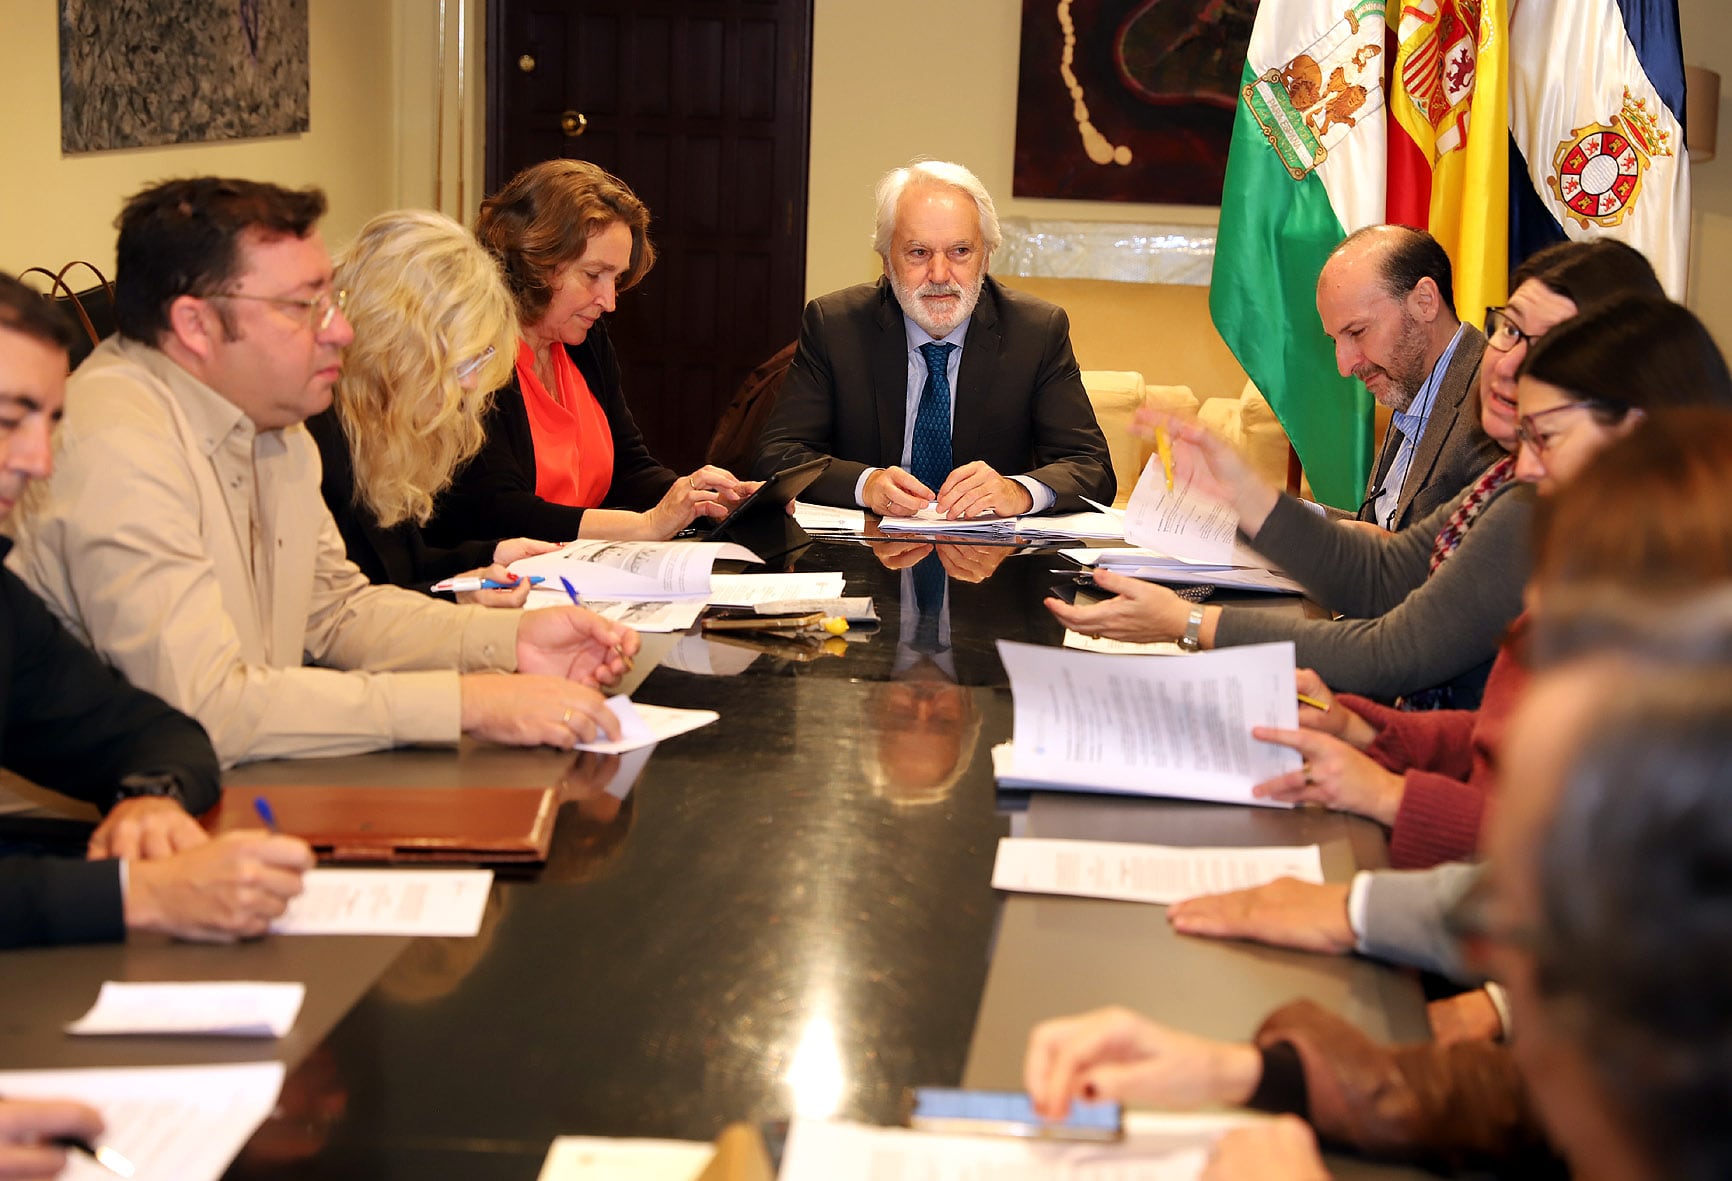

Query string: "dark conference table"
[[0, 538, 1434, 1180]]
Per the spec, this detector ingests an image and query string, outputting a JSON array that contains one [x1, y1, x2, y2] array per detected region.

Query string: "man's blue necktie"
[[909, 341, 956, 492]]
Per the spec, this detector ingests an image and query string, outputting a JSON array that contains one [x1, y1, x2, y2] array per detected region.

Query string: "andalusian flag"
[[1209, 0, 1388, 510], [1390, 2, 1510, 319]]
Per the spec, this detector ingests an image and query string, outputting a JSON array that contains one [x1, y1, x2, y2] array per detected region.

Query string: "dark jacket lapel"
[[950, 276, 1002, 465], [871, 279, 909, 466]]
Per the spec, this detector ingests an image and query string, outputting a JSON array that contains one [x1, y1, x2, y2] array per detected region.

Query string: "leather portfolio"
[[205, 786, 558, 865]]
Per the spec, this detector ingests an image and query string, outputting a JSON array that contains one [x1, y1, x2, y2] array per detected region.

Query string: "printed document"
[[67, 981, 305, 1038], [1122, 456, 1263, 567], [707, 571, 847, 606], [995, 640, 1301, 805], [574, 695, 719, 754], [509, 540, 760, 599], [0, 1061, 283, 1181], [779, 1112, 1268, 1181], [271, 868, 494, 936], [522, 592, 707, 633], [992, 837, 1325, 905], [1061, 548, 1305, 596], [792, 501, 867, 534]]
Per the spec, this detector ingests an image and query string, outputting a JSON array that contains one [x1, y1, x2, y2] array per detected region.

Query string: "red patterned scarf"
[[1429, 456, 1516, 574]]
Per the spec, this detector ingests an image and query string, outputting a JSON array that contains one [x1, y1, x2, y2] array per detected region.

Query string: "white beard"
[[890, 272, 983, 339]]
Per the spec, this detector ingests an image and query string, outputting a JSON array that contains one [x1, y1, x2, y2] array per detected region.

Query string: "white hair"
[[872, 160, 1002, 263]]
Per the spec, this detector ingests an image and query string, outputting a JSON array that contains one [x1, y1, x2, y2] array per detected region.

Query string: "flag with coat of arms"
[[1211, 0, 1689, 508]]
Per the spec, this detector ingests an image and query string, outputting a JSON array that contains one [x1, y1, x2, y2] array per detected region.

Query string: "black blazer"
[[424, 321, 678, 546], [0, 543, 220, 948], [306, 409, 497, 594], [752, 276, 1116, 510]]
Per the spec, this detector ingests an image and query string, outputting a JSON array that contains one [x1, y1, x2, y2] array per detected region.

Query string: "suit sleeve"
[[752, 296, 867, 505], [0, 858, 125, 949], [1019, 302, 1116, 509], [2, 566, 219, 813]]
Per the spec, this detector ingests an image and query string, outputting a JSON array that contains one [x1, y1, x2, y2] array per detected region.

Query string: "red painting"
[[1014, 0, 1256, 204]]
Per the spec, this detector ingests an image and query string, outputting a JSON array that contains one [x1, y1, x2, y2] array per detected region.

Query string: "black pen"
[[51, 1135, 135, 1177]]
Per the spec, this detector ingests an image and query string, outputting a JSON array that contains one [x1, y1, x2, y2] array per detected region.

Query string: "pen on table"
[[1155, 425, 1175, 492], [1296, 692, 1331, 712], [252, 795, 280, 832], [52, 1136, 135, 1178], [431, 575, 544, 593]]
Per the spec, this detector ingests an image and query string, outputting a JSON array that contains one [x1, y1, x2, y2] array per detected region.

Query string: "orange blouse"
[[514, 339, 616, 508]]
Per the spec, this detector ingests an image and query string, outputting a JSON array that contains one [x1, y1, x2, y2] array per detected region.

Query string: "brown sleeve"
[[1253, 1000, 1556, 1170]]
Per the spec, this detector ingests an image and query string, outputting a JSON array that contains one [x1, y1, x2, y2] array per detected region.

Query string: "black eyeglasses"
[[1484, 307, 1539, 354]]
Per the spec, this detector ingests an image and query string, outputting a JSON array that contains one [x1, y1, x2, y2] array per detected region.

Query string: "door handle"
[[560, 110, 588, 137]]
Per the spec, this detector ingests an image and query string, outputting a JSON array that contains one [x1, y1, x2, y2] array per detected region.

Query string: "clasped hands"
[[864, 461, 1032, 520]]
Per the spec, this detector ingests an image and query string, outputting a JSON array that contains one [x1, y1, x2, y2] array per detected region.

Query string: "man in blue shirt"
[[1316, 226, 1503, 532]]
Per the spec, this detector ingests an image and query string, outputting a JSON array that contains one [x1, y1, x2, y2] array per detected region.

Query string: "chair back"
[[18, 261, 116, 369]]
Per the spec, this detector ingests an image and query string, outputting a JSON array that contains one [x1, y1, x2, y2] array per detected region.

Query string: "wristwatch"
[[111, 771, 188, 811], [1177, 606, 1206, 652]]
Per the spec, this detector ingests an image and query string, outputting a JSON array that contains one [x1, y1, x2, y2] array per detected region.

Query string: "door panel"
[[489, 0, 813, 474]]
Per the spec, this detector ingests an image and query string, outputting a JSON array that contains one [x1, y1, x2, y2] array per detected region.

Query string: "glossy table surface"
[[0, 538, 1430, 1179]]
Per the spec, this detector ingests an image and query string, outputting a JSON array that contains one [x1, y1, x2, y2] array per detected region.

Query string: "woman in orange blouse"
[[427, 159, 755, 546]]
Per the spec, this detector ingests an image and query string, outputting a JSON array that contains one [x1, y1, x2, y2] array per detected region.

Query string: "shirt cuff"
[[854, 468, 878, 508], [457, 607, 521, 672], [1013, 476, 1056, 514], [1347, 870, 1372, 950], [1484, 982, 1512, 1040]]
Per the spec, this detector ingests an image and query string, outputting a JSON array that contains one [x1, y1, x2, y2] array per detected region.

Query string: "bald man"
[[1316, 226, 1503, 532]]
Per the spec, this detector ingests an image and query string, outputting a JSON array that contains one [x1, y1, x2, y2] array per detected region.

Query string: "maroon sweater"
[[1337, 615, 1530, 868]]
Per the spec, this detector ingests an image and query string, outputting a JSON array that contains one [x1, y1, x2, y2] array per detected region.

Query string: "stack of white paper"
[[1013, 510, 1126, 541], [994, 639, 1301, 806], [792, 501, 867, 534], [707, 571, 847, 606], [509, 540, 761, 600], [779, 1112, 1269, 1181], [991, 837, 1325, 905], [878, 505, 1020, 537], [67, 981, 305, 1038], [1062, 548, 1305, 596], [0, 1061, 285, 1181]]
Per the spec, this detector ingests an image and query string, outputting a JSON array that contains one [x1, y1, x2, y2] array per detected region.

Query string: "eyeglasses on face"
[[211, 287, 348, 333], [1515, 401, 1601, 455], [1484, 306, 1540, 354], [454, 345, 497, 384]]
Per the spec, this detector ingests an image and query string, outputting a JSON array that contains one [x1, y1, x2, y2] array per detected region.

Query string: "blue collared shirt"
[[1375, 322, 1466, 530], [852, 313, 1056, 512]]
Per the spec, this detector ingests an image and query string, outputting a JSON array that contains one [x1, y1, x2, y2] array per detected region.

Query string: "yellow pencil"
[[1296, 692, 1331, 712], [1155, 425, 1174, 492]]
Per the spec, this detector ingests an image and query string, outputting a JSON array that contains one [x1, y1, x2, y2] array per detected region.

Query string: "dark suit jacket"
[[1360, 325, 1502, 532], [424, 321, 678, 546], [752, 276, 1115, 511], [0, 541, 221, 948], [306, 409, 498, 594]]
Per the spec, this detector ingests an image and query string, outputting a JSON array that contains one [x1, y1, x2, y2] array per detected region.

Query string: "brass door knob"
[[518, 54, 536, 73], [560, 110, 588, 137]]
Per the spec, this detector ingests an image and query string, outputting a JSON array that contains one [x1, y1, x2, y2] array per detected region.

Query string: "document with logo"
[[994, 640, 1301, 806], [991, 837, 1324, 905], [509, 539, 761, 599]]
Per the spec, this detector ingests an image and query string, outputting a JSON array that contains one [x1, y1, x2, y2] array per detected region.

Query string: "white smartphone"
[[906, 1087, 1123, 1142]]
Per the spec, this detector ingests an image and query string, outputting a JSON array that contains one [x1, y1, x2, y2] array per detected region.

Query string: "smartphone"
[[1048, 577, 1119, 605], [906, 1087, 1122, 1142]]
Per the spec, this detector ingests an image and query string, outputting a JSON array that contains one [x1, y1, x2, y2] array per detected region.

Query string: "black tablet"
[[706, 455, 832, 557]]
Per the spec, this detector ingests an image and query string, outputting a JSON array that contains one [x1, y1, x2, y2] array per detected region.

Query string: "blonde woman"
[[307, 209, 555, 606]]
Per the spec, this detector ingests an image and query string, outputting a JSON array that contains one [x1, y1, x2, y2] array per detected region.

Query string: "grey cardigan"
[[1355, 861, 1483, 984], [1213, 478, 1534, 706]]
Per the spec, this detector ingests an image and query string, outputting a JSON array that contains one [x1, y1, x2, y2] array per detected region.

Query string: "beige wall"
[[0, 0, 485, 279], [806, 0, 1218, 299], [1680, 0, 1732, 348], [811, 0, 1730, 343]]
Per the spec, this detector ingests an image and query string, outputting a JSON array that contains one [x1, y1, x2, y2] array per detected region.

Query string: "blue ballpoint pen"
[[252, 796, 279, 832], [559, 576, 583, 606], [432, 575, 545, 593]]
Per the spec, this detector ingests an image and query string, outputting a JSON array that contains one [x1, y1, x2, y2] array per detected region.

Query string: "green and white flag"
[[1209, 0, 1389, 509]]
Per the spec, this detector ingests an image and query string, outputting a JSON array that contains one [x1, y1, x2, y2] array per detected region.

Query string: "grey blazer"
[[1357, 861, 1484, 984], [1359, 325, 1504, 532], [752, 276, 1115, 511]]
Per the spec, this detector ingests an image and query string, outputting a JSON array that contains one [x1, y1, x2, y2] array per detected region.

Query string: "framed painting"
[[1014, 0, 1255, 204]]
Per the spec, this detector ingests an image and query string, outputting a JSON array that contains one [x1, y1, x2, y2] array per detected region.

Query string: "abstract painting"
[[1014, 0, 1256, 204], [60, 0, 309, 154]]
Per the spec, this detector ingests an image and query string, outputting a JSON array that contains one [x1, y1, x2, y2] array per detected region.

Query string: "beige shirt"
[[8, 336, 521, 766]]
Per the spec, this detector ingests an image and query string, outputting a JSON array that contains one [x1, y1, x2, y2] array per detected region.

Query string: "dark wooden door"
[[487, 0, 813, 474]]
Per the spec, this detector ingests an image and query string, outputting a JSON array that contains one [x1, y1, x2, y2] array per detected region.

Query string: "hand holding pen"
[[0, 1095, 132, 1178]]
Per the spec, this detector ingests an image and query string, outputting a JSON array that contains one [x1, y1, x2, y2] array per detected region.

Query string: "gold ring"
[[689, 475, 699, 490], [561, 708, 574, 727]]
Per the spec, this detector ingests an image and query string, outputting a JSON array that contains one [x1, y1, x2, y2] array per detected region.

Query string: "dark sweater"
[[423, 322, 678, 547]]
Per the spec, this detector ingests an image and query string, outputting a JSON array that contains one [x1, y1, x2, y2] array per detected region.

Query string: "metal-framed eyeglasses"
[[211, 287, 348, 333], [1484, 306, 1540, 354], [1515, 401, 1602, 455], [454, 345, 498, 384]]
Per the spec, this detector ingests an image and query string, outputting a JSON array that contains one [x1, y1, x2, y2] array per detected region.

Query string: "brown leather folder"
[[205, 786, 558, 865]]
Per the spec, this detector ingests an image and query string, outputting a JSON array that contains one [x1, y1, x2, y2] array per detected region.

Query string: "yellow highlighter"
[[1155, 425, 1175, 491]]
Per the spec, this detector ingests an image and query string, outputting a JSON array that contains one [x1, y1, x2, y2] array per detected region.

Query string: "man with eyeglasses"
[[1315, 226, 1504, 532], [8, 177, 637, 766]]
